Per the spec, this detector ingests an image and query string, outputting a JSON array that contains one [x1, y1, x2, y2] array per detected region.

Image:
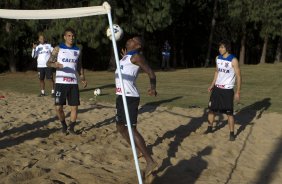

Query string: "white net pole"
[[0, 1, 143, 183], [105, 3, 143, 184]]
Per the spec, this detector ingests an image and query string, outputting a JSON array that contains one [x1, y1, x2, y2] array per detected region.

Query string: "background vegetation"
[[0, 0, 281, 72]]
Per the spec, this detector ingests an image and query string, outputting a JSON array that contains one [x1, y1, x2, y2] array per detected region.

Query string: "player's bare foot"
[[144, 161, 158, 178]]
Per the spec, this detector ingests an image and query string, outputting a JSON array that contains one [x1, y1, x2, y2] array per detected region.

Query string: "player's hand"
[[52, 47, 59, 55], [121, 48, 127, 57], [208, 85, 213, 92], [81, 80, 87, 88], [32, 43, 37, 48], [235, 92, 240, 102], [148, 89, 157, 96], [54, 62, 63, 69]]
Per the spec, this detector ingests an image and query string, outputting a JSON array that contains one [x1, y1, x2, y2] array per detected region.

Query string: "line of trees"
[[0, 0, 281, 72]]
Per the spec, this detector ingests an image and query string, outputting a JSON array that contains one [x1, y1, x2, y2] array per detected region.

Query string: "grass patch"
[[1, 63, 281, 113]]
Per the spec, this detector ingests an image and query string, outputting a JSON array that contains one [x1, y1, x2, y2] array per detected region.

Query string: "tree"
[[274, 37, 282, 63], [204, 0, 218, 67], [227, 0, 254, 65], [0, 0, 33, 72], [249, 0, 282, 64]]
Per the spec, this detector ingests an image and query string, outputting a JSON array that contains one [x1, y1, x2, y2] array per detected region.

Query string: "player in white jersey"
[[31, 33, 55, 97], [205, 40, 241, 141], [115, 36, 158, 178], [47, 28, 87, 135]]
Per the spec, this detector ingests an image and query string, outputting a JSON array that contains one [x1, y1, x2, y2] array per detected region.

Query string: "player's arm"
[[120, 48, 127, 57], [232, 57, 241, 102], [77, 54, 87, 88], [131, 54, 157, 96], [46, 46, 62, 68], [31, 44, 38, 58], [208, 57, 219, 92]]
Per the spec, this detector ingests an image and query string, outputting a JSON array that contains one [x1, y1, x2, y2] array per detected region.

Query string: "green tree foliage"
[[0, 0, 35, 72], [248, 0, 282, 63], [0, 0, 281, 72], [227, 0, 254, 64], [110, 0, 182, 34]]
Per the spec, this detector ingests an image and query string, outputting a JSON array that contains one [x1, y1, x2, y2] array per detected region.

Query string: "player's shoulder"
[[131, 52, 145, 65], [229, 54, 238, 62], [59, 43, 79, 51]]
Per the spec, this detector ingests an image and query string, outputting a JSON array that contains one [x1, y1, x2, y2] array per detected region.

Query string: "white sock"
[[51, 89, 54, 94], [41, 90, 45, 94]]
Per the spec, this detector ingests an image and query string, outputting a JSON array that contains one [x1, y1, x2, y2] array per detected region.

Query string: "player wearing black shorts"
[[206, 40, 241, 141], [115, 36, 158, 178], [47, 28, 87, 135], [32, 33, 55, 97], [116, 95, 140, 126]]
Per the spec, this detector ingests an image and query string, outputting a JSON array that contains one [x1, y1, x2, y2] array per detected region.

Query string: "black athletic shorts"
[[208, 86, 234, 115], [38, 67, 54, 80], [54, 83, 80, 106], [116, 95, 140, 126]]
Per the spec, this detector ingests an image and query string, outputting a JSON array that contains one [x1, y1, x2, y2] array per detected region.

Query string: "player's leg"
[[166, 55, 170, 69], [67, 84, 80, 134], [131, 127, 157, 177], [55, 105, 67, 133], [54, 83, 67, 133], [46, 67, 55, 97], [205, 111, 215, 134], [116, 123, 143, 158], [161, 55, 165, 70], [116, 96, 157, 176], [225, 89, 235, 141], [69, 106, 78, 134], [116, 96, 142, 157], [38, 68, 46, 96], [227, 114, 235, 141]]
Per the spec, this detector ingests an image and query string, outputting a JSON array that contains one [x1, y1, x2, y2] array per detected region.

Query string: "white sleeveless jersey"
[[215, 54, 236, 89], [32, 43, 53, 68], [115, 50, 140, 97], [55, 43, 80, 84]]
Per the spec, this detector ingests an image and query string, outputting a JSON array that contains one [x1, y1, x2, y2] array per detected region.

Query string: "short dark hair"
[[38, 32, 44, 38], [219, 39, 231, 53], [63, 27, 76, 36]]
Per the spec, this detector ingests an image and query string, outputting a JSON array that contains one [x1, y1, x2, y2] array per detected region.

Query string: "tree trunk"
[[239, 26, 246, 65], [8, 52, 17, 72], [5, 21, 17, 72], [172, 28, 177, 68], [274, 36, 282, 63], [180, 40, 185, 67], [259, 36, 268, 64], [204, 0, 218, 67]]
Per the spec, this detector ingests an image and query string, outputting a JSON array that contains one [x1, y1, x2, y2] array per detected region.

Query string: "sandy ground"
[[0, 91, 281, 184]]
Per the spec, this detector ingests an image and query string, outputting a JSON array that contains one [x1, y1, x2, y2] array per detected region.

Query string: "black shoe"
[[204, 126, 213, 134], [51, 93, 55, 98], [38, 93, 46, 97], [68, 122, 77, 135], [61, 121, 68, 134], [68, 128, 77, 135], [229, 134, 236, 141], [62, 126, 68, 134]]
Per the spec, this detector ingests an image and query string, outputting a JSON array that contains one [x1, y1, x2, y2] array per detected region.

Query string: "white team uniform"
[[215, 54, 236, 89], [32, 43, 53, 68], [55, 43, 80, 84], [115, 51, 140, 97]]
